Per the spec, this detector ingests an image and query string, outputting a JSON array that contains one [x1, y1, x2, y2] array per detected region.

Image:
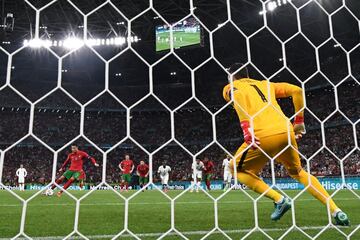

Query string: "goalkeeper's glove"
[[241, 120, 260, 149], [293, 115, 306, 139]]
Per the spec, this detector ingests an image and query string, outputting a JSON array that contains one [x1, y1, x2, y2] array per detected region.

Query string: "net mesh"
[[0, 0, 359, 239]]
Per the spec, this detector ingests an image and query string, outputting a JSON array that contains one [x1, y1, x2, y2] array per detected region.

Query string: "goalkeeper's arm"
[[273, 82, 305, 139], [223, 84, 260, 149]]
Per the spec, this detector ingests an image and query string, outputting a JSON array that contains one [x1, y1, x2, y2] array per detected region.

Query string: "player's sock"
[[292, 169, 339, 214], [125, 183, 129, 190], [275, 196, 284, 204], [60, 179, 74, 193], [206, 180, 210, 190], [224, 182, 230, 191], [196, 181, 201, 190], [237, 171, 283, 203], [332, 208, 341, 217], [51, 178, 64, 190]]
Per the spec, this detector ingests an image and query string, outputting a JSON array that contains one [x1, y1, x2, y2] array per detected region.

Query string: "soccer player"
[[50, 145, 99, 197], [119, 154, 134, 192], [223, 63, 349, 225], [16, 164, 27, 191], [137, 160, 149, 190], [203, 157, 214, 191], [222, 155, 232, 191], [157, 162, 171, 192], [190, 158, 204, 193]]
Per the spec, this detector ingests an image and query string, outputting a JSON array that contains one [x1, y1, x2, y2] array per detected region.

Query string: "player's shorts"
[[139, 176, 148, 185], [223, 171, 232, 182], [160, 175, 169, 185], [63, 170, 81, 180], [230, 131, 301, 178], [18, 177, 25, 184], [122, 174, 132, 183], [204, 173, 213, 181], [192, 171, 202, 180]]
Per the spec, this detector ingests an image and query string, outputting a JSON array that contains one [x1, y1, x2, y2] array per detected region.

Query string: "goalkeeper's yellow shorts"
[[229, 131, 302, 176]]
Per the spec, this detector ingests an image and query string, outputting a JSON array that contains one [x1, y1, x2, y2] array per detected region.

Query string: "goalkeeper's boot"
[[271, 197, 291, 221], [334, 211, 350, 226]]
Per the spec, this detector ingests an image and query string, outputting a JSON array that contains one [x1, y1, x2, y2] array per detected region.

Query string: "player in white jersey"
[[158, 162, 171, 192], [222, 155, 232, 191], [16, 164, 27, 191], [190, 158, 205, 193]]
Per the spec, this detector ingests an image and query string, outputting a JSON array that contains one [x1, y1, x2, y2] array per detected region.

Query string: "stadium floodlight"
[[259, 0, 292, 15], [23, 36, 140, 48], [26, 38, 43, 48], [62, 37, 84, 49]]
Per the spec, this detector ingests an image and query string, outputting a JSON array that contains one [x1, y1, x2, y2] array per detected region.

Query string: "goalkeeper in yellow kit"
[[223, 63, 349, 225]]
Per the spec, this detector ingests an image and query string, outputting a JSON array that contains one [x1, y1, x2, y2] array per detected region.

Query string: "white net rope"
[[0, 0, 359, 239]]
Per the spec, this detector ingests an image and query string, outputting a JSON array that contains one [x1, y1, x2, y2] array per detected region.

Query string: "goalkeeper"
[[223, 63, 349, 225]]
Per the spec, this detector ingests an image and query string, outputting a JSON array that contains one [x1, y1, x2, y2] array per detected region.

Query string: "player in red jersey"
[[203, 157, 215, 191], [136, 160, 149, 191], [49, 145, 99, 197], [119, 154, 134, 192]]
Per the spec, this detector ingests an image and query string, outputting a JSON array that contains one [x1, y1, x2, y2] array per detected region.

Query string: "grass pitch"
[[0, 189, 359, 240]]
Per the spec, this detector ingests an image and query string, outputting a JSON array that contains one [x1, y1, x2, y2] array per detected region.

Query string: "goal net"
[[0, 0, 359, 239]]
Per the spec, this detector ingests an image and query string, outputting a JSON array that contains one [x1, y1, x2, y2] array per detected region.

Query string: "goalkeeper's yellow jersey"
[[223, 78, 304, 138]]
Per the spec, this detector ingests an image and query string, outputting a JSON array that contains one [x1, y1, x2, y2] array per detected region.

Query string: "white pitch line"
[[0, 225, 357, 240], [0, 197, 357, 207]]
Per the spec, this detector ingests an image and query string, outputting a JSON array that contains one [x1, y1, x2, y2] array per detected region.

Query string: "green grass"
[[0, 189, 359, 239], [156, 31, 200, 51]]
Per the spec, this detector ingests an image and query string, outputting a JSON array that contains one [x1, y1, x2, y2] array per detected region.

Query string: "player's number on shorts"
[[250, 85, 268, 103]]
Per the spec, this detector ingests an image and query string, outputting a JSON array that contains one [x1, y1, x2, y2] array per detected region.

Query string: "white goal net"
[[0, 0, 359, 239]]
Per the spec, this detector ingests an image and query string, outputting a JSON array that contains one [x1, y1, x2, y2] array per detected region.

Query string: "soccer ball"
[[45, 189, 54, 196]]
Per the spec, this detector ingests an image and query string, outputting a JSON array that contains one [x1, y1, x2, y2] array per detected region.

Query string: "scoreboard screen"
[[155, 17, 201, 52]]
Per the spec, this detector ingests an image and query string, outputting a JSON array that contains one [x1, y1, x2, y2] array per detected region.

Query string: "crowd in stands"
[[0, 76, 359, 186]]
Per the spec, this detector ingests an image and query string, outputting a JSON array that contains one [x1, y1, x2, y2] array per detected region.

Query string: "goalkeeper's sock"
[[60, 179, 74, 193], [51, 178, 64, 190], [237, 171, 283, 203], [196, 181, 201, 190], [293, 169, 339, 214]]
